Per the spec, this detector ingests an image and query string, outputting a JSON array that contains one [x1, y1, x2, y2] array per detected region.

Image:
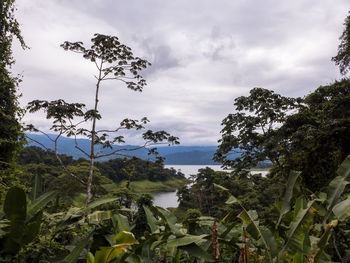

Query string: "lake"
[[152, 165, 269, 208]]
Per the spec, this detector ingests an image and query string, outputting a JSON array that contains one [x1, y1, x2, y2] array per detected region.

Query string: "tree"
[[0, 0, 27, 197], [26, 34, 179, 203], [332, 11, 350, 75], [281, 79, 350, 191], [214, 88, 300, 175]]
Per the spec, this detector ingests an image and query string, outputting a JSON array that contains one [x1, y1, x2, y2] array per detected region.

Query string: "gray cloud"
[[12, 0, 349, 146]]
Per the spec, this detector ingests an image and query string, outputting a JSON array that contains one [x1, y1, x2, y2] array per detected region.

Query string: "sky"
[[13, 0, 349, 146]]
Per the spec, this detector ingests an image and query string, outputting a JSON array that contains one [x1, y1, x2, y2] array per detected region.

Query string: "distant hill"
[[25, 133, 240, 165]]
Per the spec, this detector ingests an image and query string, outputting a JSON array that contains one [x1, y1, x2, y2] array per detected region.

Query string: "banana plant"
[[109, 205, 240, 263], [87, 231, 137, 263], [215, 154, 350, 263], [0, 187, 57, 260]]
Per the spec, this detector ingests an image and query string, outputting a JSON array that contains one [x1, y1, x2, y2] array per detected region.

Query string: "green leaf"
[[30, 174, 42, 200], [94, 232, 136, 263], [332, 196, 350, 221], [238, 210, 274, 262], [113, 231, 136, 245], [277, 171, 300, 227], [60, 231, 93, 263], [3, 187, 26, 250], [22, 211, 42, 245], [279, 200, 315, 260], [167, 234, 207, 248], [94, 247, 124, 263], [181, 243, 215, 262], [143, 206, 158, 233], [87, 252, 95, 263], [324, 155, 350, 223], [213, 183, 229, 191], [26, 190, 57, 223], [4, 187, 26, 223], [154, 207, 186, 237], [225, 195, 239, 205], [112, 213, 130, 232], [307, 220, 337, 263], [83, 196, 119, 213], [88, 210, 112, 224]]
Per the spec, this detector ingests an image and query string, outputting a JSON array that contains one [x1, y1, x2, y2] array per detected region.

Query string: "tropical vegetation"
[[1, 1, 350, 262]]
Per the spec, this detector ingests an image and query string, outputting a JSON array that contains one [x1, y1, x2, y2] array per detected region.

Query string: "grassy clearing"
[[103, 178, 188, 193], [128, 178, 188, 193]]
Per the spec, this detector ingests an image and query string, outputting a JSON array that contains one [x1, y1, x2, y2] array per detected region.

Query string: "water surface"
[[153, 165, 268, 208]]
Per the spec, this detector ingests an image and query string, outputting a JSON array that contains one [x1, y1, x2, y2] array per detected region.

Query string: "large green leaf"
[[22, 211, 42, 245], [4, 187, 26, 223], [30, 174, 42, 200], [181, 243, 215, 262], [277, 171, 300, 227], [113, 231, 136, 245], [94, 232, 136, 263], [324, 155, 350, 223], [238, 209, 274, 263], [307, 220, 337, 263], [332, 196, 350, 221], [26, 190, 57, 223], [112, 213, 130, 232], [87, 252, 95, 263], [60, 231, 93, 263], [155, 207, 186, 237], [88, 210, 112, 224], [3, 187, 26, 249], [143, 206, 158, 233], [279, 200, 315, 260], [213, 183, 229, 191], [167, 234, 208, 248], [83, 196, 119, 212]]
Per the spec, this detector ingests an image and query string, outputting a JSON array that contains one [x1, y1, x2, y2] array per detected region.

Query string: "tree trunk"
[[86, 61, 103, 204]]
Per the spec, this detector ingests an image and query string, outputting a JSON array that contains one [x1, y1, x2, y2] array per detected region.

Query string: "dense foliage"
[[17, 146, 185, 202], [177, 168, 284, 224], [0, 0, 26, 197]]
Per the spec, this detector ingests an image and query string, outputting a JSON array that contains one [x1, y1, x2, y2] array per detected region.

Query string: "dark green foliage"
[[133, 194, 154, 237], [18, 146, 76, 166], [96, 157, 185, 183], [214, 88, 301, 174], [183, 209, 202, 234], [0, 187, 57, 260], [50, 162, 112, 205], [332, 11, 350, 75], [282, 79, 350, 191], [177, 168, 284, 223], [0, 0, 27, 197]]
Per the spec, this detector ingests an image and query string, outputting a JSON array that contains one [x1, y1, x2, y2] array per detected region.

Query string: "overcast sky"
[[13, 0, 348, 146]]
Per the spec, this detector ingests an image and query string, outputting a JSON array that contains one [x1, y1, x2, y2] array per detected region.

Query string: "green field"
[[102, 177, 188, 194]]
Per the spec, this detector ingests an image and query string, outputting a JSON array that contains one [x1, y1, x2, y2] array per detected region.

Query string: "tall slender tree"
[[27, 34, 179, 203]]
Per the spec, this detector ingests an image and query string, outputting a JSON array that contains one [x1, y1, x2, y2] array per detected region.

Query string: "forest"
[[1, 1, 350, 262]]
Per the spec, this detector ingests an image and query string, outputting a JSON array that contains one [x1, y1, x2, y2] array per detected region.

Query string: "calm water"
[[152, 165, 268, 208]]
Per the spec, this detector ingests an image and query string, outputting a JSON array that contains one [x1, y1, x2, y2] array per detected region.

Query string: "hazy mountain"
[[25, 134, 239, 164]]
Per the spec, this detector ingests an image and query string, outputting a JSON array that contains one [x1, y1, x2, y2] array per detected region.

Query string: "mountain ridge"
[[25, 133, 233, 165]]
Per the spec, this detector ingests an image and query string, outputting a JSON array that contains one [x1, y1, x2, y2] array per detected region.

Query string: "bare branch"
[[53, 130, 87, 186], [73, 135, 91, 158], [96, 126, 124, 134], [95, 141, 170, 159], [26, 135, 50, 151]]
